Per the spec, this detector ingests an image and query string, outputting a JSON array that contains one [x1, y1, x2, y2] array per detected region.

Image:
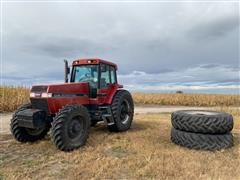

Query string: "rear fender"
[[104, 86, 124, 105]]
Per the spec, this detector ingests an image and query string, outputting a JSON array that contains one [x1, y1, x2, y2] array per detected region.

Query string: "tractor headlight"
[[41, 93, 53, 98], [30, 92, 36, 97], [30, 92, 52, 98]]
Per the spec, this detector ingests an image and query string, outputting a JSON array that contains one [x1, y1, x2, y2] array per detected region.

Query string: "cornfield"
[[133, 93, 240, 107], [0, 86, 30, 113], [0, 86, 239, 112]]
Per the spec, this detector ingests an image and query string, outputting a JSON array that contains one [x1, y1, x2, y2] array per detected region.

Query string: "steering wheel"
[[78, 73, 91, 82]]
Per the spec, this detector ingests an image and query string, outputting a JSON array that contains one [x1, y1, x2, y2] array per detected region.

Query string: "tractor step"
[[102, 114, 112, 117], [99, 106, 109, 109], [100, 106, 115, 125]]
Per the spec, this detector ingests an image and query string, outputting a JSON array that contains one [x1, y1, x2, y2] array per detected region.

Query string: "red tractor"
[[11, 58, 134, 151]]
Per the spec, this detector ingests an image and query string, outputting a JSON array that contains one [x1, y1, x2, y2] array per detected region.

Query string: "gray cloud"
[[190, 15, 239, 40], [118, 64, 239, 93], [29, 36, 115, 58], [2, 2, 239, 93], [118, 64, 239, 84]]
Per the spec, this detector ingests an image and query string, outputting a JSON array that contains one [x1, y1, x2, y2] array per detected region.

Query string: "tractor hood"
[[30, 83, 90, 98]]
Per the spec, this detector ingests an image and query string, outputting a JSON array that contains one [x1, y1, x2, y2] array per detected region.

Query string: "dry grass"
[[0, 86, 239, 113], [133, 93, 240, 107], [0, 86, 30, 113], [0, 113, 239, 180], [0, 87, 239, 179]]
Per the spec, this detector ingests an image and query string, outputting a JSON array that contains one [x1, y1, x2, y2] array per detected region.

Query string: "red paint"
[[98, 84, 122, 105], [30, 58, 124, 115], [47, 82, 89, 94], [48, 83, 90, 114], [48, 97, 89, 114]]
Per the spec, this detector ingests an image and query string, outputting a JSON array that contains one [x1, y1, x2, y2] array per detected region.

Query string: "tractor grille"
[[31, 99, 49, 113], [31, 86, 48, 92]]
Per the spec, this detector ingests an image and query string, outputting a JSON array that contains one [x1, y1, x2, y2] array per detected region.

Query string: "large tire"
[[171, 110, 233, 134], [108, 90, 134, 132], [171, 128, 233, 151], [11, 103, 50, 142], [51, 105, 91, 151]]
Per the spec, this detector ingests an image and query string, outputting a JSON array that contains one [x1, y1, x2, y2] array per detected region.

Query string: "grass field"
[[0, 113, 239, 179], [0, 86, 239, 112]]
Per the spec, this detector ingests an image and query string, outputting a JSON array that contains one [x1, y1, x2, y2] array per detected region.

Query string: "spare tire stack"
[[171, 110, 234, 151]]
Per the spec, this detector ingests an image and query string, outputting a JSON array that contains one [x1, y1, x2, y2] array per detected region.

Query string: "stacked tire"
[[171, 110, 234, 151]]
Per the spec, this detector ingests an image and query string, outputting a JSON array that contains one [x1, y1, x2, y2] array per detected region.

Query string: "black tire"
[[108, 90, 134, 132], [171, 128, 233, 151], [171, 110, 233, 134], [51, 105, 91, 151], [10, 103, 50, 142]]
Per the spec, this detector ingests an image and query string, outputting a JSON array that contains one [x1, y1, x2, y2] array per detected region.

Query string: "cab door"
[[98, 64, 118, 105]]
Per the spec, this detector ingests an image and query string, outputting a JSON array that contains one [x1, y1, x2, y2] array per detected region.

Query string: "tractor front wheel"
[[108, 90, 134, 132], [51, 105, 91, 151], [11, 103, 50, 142]]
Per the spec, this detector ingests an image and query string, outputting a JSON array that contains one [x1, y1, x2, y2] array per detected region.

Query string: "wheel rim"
[[67, 116, 84, 140], [120, 100, 131, 124]]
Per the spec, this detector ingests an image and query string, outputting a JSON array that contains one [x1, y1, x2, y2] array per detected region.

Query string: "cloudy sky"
[[1, 1, 239, 93]]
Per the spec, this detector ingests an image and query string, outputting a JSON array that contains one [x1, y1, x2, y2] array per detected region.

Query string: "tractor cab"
[[67, 59, 119, 99]]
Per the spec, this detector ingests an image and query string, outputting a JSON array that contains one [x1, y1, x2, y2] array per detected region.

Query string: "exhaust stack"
[[64, 60, 70, 83]]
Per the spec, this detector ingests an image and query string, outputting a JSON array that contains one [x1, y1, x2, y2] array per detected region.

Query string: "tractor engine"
[[30, 83, 90, 115]]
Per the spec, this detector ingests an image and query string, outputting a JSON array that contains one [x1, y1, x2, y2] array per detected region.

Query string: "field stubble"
[[0, 86, 239, 179], [0, 113, 239, 179]]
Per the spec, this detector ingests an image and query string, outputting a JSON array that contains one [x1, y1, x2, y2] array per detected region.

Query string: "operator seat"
[[100, 78, 107, 88]]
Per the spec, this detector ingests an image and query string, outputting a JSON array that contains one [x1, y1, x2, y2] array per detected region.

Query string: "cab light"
[[87, 60, 97, 64]]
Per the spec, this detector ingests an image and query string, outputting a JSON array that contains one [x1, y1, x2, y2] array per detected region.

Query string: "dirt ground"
[[0, 106, 219, 134], [0, 108, 239, 180]]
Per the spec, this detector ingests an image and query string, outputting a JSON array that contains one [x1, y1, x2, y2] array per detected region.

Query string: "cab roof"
[[72, 58, 118, 70]]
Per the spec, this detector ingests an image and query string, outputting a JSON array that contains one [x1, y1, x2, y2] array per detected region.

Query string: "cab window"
[[71, 65, 98, 89], [110, 66, 117, 84], [100, 64, 110, 88]]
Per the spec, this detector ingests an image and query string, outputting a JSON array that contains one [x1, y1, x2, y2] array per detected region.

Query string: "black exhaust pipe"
[[64, 59, 70, 83]]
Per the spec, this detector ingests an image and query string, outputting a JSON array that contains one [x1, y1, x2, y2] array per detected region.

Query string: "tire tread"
[[171, 128, 233, 151]]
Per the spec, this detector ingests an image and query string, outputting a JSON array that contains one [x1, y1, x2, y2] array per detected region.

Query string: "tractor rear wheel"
[[11, 103, 50, 142], [51, 105, 91, 151], [108, 90, 134, 132]]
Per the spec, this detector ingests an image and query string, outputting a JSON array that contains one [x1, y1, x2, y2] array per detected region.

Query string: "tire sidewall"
[[62, 107, 90, 147], [171, 128, 233, 151], [51, 105, 91, 151], [171, 110, 234, 134]]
